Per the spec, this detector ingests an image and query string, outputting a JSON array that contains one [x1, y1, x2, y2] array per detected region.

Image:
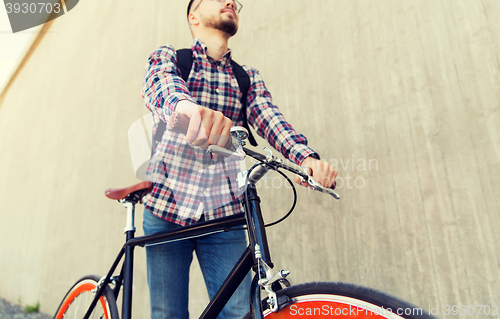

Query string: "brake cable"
[[263, 168, 297, 227], [241, 160, 298, 228]]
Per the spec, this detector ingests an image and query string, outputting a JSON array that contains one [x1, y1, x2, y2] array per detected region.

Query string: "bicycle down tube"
[[83, 183, 272, 319], [79, 122, 338, 319], [56, 125, 439, 319]]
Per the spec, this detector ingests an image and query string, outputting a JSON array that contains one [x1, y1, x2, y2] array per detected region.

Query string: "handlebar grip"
[[167, 112, 236, 152]]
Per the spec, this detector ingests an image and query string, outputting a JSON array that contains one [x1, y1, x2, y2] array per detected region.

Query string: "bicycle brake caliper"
[[256, 245, 291, 313], [91, 276, 106, 293]]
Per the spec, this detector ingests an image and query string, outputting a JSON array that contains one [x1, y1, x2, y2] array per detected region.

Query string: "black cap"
[[187, 0, 195, 17]]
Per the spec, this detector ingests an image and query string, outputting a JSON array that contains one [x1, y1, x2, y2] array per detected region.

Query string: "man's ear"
[[188, 12, 200, 28]]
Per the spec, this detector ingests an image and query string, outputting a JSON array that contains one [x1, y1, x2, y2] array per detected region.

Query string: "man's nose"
[[224, 0, 235, 10]]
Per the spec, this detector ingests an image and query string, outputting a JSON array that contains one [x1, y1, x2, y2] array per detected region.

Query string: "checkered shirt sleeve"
[[140, 40, 319, 226]]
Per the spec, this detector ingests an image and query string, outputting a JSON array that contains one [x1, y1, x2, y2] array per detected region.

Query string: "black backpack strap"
[[230, 60, 258, 147], [176, 48, 194, 82]]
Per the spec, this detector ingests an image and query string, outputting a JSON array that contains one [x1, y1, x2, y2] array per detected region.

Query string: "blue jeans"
[[143, 210, 251, 319]]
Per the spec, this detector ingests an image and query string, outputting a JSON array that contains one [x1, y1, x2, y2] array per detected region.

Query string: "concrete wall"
[[0, 0, 499, 317]]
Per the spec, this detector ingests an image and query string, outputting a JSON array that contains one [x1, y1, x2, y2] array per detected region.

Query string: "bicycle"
[[53, 113, 436, 319]]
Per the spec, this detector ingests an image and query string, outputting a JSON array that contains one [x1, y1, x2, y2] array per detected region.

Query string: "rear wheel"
[[251, 282, 435, 319], [53, 275, 119, 319]]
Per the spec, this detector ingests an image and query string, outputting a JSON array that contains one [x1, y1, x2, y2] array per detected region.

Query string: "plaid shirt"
[[141, 38, 319, 226]]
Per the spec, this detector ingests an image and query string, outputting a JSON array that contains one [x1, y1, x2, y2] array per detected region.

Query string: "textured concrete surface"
[[0, 0, 499, 318]]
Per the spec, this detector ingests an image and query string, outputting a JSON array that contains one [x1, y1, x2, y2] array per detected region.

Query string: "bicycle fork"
[[245, 184, 291, 317]]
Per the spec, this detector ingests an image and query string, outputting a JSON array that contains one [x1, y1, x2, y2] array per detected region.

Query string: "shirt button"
[[215, 88, 220, 94]]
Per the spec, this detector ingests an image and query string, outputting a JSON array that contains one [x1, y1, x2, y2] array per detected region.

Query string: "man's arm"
[[141, 46, 232, 149], [141, 45, 197, 122], [244, 66, 337, 188]]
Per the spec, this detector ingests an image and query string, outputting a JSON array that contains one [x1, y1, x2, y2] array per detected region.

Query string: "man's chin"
[[219, 22, 238, 36], [227, 27, 238, 36]]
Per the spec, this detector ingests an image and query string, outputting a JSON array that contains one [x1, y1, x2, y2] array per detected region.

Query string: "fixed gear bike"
[[53, 116, 435, 319]]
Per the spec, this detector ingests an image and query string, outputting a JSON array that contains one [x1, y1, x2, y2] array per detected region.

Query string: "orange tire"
[[247, 282, 435, 319]]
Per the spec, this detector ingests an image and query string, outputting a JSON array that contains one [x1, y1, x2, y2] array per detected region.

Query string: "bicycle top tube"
[[126, 213, 247, 248]]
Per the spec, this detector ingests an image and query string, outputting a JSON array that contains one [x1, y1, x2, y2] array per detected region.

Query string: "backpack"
[[151, 48, 258, 157]]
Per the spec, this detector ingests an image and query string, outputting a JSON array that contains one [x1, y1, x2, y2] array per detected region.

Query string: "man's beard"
[[203, 15, 238, 36]]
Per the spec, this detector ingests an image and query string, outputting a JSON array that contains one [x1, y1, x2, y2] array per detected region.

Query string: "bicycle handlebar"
[[166, 112, 340, 200], [243, 147, 340, 200]]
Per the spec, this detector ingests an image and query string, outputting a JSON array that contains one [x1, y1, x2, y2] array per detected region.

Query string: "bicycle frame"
[[84, 183, 271, 319]]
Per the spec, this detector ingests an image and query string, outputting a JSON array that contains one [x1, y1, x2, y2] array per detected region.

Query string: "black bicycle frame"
[[84, 182, 271, 319]]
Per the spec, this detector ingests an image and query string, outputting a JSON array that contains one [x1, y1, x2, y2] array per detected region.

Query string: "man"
[[141, 0, 337, 318]]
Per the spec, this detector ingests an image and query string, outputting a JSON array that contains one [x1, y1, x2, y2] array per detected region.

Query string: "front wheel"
[[53, 275, 119, 319], [254, 282, 436, 319]]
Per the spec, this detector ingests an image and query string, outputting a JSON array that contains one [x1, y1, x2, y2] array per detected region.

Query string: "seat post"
[[122, 201, 136, 234], [121, 200, 136, 319]]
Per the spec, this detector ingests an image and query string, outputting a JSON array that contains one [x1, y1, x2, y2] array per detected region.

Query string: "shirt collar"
[[191, 38, 232, 66]]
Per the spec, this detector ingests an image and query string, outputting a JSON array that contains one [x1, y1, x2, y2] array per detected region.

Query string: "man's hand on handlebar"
[[170, 104, 338, 193], [175, 100, 232, 149], [296, 157, 337, 189]]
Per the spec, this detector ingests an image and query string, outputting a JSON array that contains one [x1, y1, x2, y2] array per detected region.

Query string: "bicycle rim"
[[54, 275, 118, 319], [260, 282, 435, 319], [265, 294, 409, 318]]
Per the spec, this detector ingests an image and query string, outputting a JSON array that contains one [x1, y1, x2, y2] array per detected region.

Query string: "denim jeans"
[[143, 210, 251, 319]]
